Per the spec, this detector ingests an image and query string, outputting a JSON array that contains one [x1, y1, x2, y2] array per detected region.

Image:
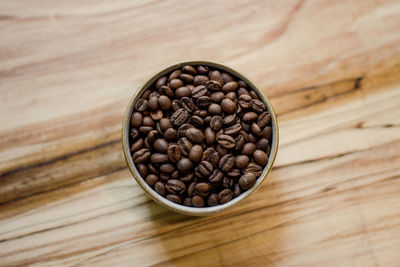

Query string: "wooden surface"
[[1, 0, 400, 266]]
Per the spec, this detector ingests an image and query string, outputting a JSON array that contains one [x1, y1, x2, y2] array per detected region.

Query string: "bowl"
[[122, 60, 278, 216]]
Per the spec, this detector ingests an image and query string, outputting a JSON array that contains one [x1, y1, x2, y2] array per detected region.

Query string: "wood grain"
[[1, 0, 400, 266]]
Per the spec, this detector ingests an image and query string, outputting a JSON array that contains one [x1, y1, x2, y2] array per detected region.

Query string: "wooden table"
[[1, 1, 400, 266]]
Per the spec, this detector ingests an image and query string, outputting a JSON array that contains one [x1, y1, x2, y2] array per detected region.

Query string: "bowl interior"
[[122, 60, 279, 216]]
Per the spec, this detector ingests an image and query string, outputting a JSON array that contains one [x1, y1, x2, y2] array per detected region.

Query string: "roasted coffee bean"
[[207, 193, 219, 206], [164, 128, 178, 141], [194, 75, 209, 86], [179, 73, 194, 84], [234, 183, 241, 197], [171, 108, 190, 127], [238, 87, 250, 96], [159, 118, 172, 131], [169, 70, 181, 81], [241, 142, 256, 155], [243, 112, 258, 122], [216, 144, 229, 157], [253, 150, 269, 166], [181, 97, 196, 112], [192, 195, 205, 207], [180, 173, 194, 184], [248, 133, 257, 144], [235, 134, 245, 150], [217, 134, 236, 149], [160, 163, 175, 174], [189, 145, 203, 163], [166, 194, 181, 204], [183, 197, 193, 207], [169, 79, 184, 90], [210, 91, 225, 103], [182, 65, 197, 75], [202, 147, 220, 167], [239, 173, 256, 190], [158, 95, 171, 110], [188, 182, 196, 197], [197, 65, 209, 75], [204, 116, 212, 125], [192, 85, 208, 98], [171, 99, 182, 111], [258, 112, 271, 128], [159, 173, 170, 181], [193, 167, 203, 178], [218, 189, 233, 204], [156, 76, 167, 89], [130, 138, 143, 153], [148, 163, 159, 174], [241, 122, 250, 132], [222, 176, 234, 189], [256, 138, 269, 151], [135, 99, 148, 112], [227, 168, 241, 180], [178, 137, 192, 156], [178, 123, 193, 137], [252, 99, 266, 113], [172, 170, 180, 179], [209, 70, 224, 85], [219, 154, 235, 172], [250, 90, 259, 99], [131, 112, 143, 128], [262, 126, 272, 140], [199, 161, 214, 176], [194, 109, 207, 118], [175, 86, 191, 98], [166, 179, 186, 194], [148, 95, 159, 111], [143, 137, 151, 149], [132, 148, 151, 164], [204, 127, 216, 144], [238, 94, 252, 108], [209, 169, 224, 184], [244, 163, 263, 177], [195, 183, 211, 197], [155, 181, 166, 196], [206, 80, 222, 91], [224, 123, 242, 136], [159, 85, 174, 97], [210, 116, 223, 131], [177, 158, 193, 173], [191, 115, 204, 128], [235, 155, 249, 168], [151, 153, 168, 164], [221, 99, 236, 114], [222, 72, 234, 83], [222, 81, 238, 93], [238, 80, 248, 88], [251, 122, 262, 136], [208, 103, 222, 115], [197, 96, 211, 108], [186, 128, 205, 144], [145, 174, 158, 187], [153, 138, 168, 153], [150, 110, 163, 121], [137, 164, 148, 178]]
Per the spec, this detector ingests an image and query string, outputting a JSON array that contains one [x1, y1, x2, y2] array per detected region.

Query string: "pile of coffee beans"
[[129, 64, 272, 207]]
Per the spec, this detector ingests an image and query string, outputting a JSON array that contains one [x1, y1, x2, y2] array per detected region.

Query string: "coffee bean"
[[227, 168, 241, 179], [238, 94, 252, 108], [150, 110, 163, 121], [177, 158, 193, 173], [160, 163, 175, 174], [216, 144, 229, 157], [199, 161, 214, 176], [243, 112, 258, 122], [156, 76, 167, 89], [195, 183, 211, 197], [158, 95, 172, 110], [187, 182, 196, 197], [210, 91, 225, 103], [181, 97, 196, 112], [241, 143, 256, 155], [137, 164, 148, 177], [182, 65, 197, 75], [171, 108, 190, 127], [234, 183, 241, 197], [193, 109, 207, 118], [202, 147, 220, 167], [257, 112, 271, 128], [222, 176, 234, 189], [241, 122, 250, 132], [235, 155, 249, 168], [225, 92, 237, 101], [208, 103, 222, 115], [159, 85, 174, 97], [224, 123, 242, 136], [256, 138, 269, 151], [189, 145, 203, 163], [164, 128, 178, 141], [217, 134, 236, 149], [132, 148, 151, 164], [207, 193, 219, 206], [218, 189, 233, 204], [196, 96, 211, 108], [151, 138, 167, 153], [148, 95, 159, 111], [249, 90, 259, 99], [252, 99, 266, 113], [251, 123, 262, 136], [244, 163, 263, 177], [253, 150, 268, 166], [192, 195, 205, 207], [222, 72, 234, 83], [194, 75, 209, 86], [209, 169, 224, 184], [135, 99, 148, 112], [219, 154, 235, 172], [222, 81, 238, 93], [166, 179, 186, 194], [178, 137, 192, 156], [160, 173, 169, 181], [166, 194, 181, 204], [172, 170, 180, 180], [209, 70, 224, 86], [238, 87, 250, 96], [235, 134, 245, 150], [183, 197, 193, 207], [192, 85, 208, 98], [191, 115, 204, 128], [204, 127, 216, 144], [169, 79, 184, 90], [210, 116, 223, 131], [169, 70, 181, 81], [145, 174, 158, 187], [206, 80, 222, 91], [148, 163, 159, 174], [130, 138, 143, 153], [197, 65, 209, 75], [131, 112, 143, 128], [262, 126, 272, 140], [178, 123, 193, 137], [155, 181, 166, 196], [151, 153, 168, 164], [180, 173, 194, 184], [159, 118, 172, 131], [185, 127, 205, 144], [175, 86, 191, 98], [179, 73, 194, 84], [221, 99, 236, 114], [239, 173, 256, 190]]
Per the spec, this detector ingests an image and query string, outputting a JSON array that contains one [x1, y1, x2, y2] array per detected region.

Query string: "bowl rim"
[[122, 60, 279, 216]]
